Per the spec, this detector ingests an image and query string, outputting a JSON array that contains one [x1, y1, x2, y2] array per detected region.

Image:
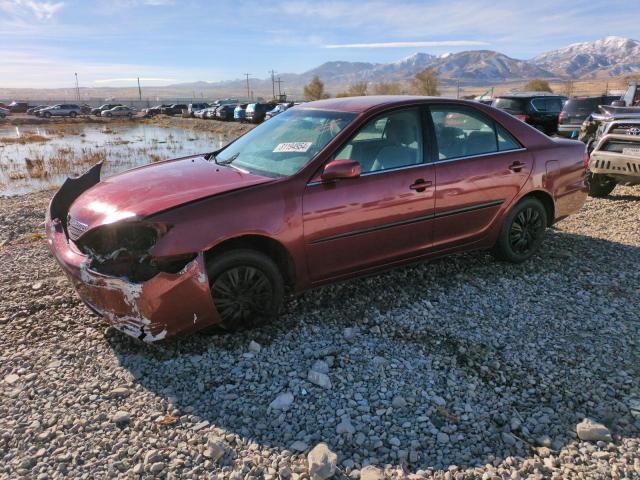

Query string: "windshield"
[[215, 108, 356, 177]]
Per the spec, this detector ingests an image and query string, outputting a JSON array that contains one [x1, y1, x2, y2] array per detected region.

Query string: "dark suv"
[[557, 95, 619, 138], [245, 103, 276, 123], [160, 104, 188, 116], [492, 92, 566, 135]]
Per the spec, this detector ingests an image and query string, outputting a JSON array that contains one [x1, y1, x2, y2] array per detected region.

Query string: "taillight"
[[583, 149, 589, 169], [558, 111, 565, 124], [514, 114, 529, 122]]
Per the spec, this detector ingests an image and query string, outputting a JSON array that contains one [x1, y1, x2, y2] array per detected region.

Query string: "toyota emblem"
[[627, 127, 640, 136]]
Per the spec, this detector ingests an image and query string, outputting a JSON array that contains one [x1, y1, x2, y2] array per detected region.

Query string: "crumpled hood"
[[68, 156, 272, 233]]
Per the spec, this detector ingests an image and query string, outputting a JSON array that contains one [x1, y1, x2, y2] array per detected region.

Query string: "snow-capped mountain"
[[532, 36, 640, 78]]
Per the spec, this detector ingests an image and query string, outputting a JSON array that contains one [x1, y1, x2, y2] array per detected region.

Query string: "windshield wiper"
[[215, 153, 239, 165]]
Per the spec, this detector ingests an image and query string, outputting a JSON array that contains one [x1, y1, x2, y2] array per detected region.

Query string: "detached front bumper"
[[590, 151, 640, 184], [46, 211, 220, 342]]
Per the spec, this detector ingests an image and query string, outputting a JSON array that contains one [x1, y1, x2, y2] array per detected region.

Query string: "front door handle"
[[508, 161, 526, 172], [410, 179, 432, 192]]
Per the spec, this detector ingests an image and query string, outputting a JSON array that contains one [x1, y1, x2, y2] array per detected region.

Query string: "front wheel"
[[69, 111, 77, 118], [492, 198, 547, 263], [586, 171, 616, 197], [43, 112, 51, 118], [206, 249, 284, 331]]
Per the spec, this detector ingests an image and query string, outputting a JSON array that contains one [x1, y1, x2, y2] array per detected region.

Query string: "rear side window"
[[563, 98, 601, 114], [430, 106, 497, 159], [430, 106, 521, 160]]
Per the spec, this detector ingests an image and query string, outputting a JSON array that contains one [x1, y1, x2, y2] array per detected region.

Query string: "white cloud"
[[0, 0, 64, 20], [325, 40, 489, 49]]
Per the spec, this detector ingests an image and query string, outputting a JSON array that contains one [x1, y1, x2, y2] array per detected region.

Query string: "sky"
[[0, 0, 637, 88]]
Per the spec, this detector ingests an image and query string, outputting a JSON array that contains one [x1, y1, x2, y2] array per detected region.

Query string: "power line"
[[244, 73, 251, 101], [269, 70, 276, 100]]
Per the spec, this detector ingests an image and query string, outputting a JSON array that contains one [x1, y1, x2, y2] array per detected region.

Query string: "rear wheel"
[[492, 197, 547, 263], [69, 111, 77, 118], [43, 111, 51, 118], [586, 171, 616, 197], [206, 249, 284, 331]]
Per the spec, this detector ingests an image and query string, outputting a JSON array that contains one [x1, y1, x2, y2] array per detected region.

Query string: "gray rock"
[[206, 434, 227, 462], [290, 440, 309, 452], [307, 443, 337, 480], [248, 340, 261, 353], [149, 462, 164, 474], [308, 370, 332, 389], [436, 432, 450, 444], [311, 359, 330, 374], [336, 418, 356, 435], [269, 392, 294, 410], [392, 395, 407, 408], [3, 374, 19, 385]]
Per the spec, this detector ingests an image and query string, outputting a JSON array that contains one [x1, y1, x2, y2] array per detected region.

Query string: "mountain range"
[[174, 36, 640, 95]]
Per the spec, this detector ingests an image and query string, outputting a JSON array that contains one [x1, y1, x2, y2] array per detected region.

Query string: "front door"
[[303, 107, 436, 282], [428, 105, 533, 249]]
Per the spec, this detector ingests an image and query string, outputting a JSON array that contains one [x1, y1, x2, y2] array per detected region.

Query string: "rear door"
[[429, 105, 533, 249], [303, 107, 436, 281]]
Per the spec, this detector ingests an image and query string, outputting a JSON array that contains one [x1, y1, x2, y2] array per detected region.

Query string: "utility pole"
[[276, 77, 284, 99], [269, 70, 276, 100], [74, 73, 80, 102], [244, 73, 251, 101], [137, 77, 142, 101], [456, 79, 460, 99]]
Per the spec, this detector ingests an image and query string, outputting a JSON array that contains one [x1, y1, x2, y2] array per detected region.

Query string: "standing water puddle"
[[0, 123, 230, 195]]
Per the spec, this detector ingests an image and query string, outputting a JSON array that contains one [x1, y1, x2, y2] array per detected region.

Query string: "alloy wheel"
[[211, 266, 273, 325], [509, 207, 544, 255]]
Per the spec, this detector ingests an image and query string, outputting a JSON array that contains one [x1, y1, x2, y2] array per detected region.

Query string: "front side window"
[[334, 108, 423, 173], [214, 108, 356, 177], [430, 106, 499, 159]]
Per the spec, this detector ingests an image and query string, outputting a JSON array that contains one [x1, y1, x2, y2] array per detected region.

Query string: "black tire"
[[43, 111, 51, 118], [69, 111, 77, 118], [492, 197, 547, 263], [206, 249, 284, 331], [127, 113, 133, 119], [586, 171, 616, 197]]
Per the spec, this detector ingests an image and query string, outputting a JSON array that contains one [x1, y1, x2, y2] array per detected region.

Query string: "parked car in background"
[[8, 101, 29, 113], [101, 106, 136, 118], [234, 104, 248, 122], [265, 103, 293, 120], [0, 107, 10, 118], [492, 92, 566, 135], [143, 104, 172, 117], [46, 96, 587, 341], [91, 104, 123, 116], [557, 95, 619, 138], [39, 104, 82, 118], [27, 105, 48, 115], [245, 102, 275, 123], [188, 103, 210, 117], [203, 106, 221, 119], [160, 104, 188, 115], [215, 104, 237, 121], [193, 108, 208, 119]]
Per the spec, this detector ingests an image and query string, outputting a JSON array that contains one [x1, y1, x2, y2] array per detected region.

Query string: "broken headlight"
[[76, 222, 195, 282]]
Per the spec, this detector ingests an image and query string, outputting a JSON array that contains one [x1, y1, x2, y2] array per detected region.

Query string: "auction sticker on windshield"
[[273, 142, 313, 153]]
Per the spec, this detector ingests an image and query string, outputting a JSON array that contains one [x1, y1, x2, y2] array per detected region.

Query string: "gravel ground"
[[1, 186, 639, 479]]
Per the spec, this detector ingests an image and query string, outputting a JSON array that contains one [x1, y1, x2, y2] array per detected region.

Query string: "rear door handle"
[[410, 179, 432, 192], [508, 161, 525, 172]]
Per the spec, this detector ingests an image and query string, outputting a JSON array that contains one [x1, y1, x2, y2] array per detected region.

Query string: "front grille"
[[67, 216, 89, 241], [609, 124, 640, 135]]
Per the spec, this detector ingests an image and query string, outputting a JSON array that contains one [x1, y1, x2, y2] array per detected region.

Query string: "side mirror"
[[611, 100, 625, 107], [321, 159, 361, 181]]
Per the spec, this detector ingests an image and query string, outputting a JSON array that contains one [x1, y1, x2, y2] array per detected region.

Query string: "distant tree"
[[303, 76, 330, 101], [372, 82, 403, 95], [412, 67, 440, 96], [524, 79, 553, 92], [336, 81, 368, 98]]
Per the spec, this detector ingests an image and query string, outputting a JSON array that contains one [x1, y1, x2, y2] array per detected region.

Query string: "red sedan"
[[46, 96, 588, 341]]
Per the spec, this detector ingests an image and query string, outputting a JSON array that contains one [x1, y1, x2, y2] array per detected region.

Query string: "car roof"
[[496, 92, 564, 99], [298, 95, 448, 113]]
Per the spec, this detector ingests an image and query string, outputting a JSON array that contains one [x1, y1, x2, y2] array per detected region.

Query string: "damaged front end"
[[46, 164, 220, 342]]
